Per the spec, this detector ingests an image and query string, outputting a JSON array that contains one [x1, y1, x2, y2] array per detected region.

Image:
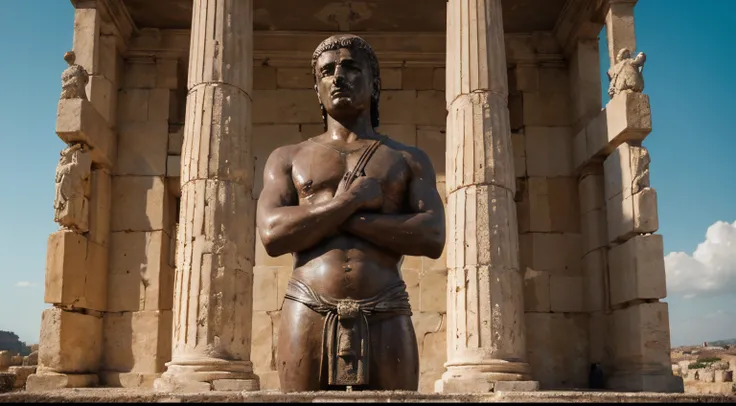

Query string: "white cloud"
[[665, 220, 736, 299], [15, 281, 36, 288]]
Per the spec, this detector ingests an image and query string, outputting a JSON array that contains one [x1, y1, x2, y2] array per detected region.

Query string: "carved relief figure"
[[60, 51, 89, 100], [54, 144, 92, 232], [607, 48, 646, 98], [630, 146, 650, 195], [256, 34, 445, 391]]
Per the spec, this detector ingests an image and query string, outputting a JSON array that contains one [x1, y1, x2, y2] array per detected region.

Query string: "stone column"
[[153, 0, 259, 392], [435, 0, 537, 393]]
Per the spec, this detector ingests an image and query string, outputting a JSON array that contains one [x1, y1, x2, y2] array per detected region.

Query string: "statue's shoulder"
[[266, 140, 308, 164], [379, 135, 433, 168], [378, 134, 412, 152]]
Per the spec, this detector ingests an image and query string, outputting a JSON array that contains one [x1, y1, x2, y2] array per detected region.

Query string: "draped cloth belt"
[[284, 278, 412, 386]]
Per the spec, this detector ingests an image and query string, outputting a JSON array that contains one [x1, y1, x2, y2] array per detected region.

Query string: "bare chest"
[[291, 142, 411, 212]]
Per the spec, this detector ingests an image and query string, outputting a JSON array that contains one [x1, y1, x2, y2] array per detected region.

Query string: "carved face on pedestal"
[[312, 34, 382, 128], [617, 48, 632, 63]]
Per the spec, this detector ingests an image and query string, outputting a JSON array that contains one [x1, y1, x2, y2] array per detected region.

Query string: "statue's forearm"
[[341, 212, 445, 258], [260, 196, 361, 256]]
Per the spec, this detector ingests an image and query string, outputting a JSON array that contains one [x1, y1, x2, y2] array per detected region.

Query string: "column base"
[[25, 371, 99, 391], [608, 373, 684, 393], [435, 365, 539, 393], [100, 371, 161, 389], [153, 358, 260, 392]]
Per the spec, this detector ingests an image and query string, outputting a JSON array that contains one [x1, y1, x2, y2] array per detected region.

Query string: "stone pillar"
[[567, 35, 614, 374], [100, 53, 178, 389], [27, 4, 119, 391], [153, 0, 259, 392], [567, 0, 682, 392], [436, 0, 537, 393], [605, 0, 638, 64]]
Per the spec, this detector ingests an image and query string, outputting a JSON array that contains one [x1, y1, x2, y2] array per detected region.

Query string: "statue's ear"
[[314, 84, 322, 103], [372, 79, 381, 101]]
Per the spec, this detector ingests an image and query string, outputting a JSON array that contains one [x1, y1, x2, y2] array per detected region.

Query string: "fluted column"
[[435, 0, 537, 393], [154, 0, 259, 392]]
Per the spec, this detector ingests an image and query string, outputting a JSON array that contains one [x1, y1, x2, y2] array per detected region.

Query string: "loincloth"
[[284, 278, 412, 386]]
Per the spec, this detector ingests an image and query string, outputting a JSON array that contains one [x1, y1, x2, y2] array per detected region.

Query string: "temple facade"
[[30, 0, 683, 393]]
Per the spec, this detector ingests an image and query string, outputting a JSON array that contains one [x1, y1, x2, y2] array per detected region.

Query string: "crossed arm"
[[338, 149, 445, 258], [256, 146, 445, 259]]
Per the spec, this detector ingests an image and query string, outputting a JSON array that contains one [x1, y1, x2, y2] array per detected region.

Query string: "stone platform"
[[0, 389, 734, 403]]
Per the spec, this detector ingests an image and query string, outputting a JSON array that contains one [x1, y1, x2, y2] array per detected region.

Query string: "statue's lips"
[[330, 89, 351, 97]]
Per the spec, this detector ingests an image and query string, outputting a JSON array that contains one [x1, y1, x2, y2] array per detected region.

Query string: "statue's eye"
[[341, 61, 359, 72], [321, 65, 335, 77]]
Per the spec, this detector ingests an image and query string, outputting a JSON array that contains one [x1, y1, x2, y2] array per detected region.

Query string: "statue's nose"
[[333, 66, 347, 84], [332, 73, 346, 87]]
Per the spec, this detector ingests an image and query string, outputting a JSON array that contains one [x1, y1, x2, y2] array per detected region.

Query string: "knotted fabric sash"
[[284, 278, 412, 386]]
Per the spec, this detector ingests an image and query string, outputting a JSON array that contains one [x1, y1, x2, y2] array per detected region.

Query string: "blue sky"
[[0, 1, 734, 348]]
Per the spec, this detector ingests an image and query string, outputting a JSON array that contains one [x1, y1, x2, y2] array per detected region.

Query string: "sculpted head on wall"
[[311, 34, 382, 129], [60, 51, 89, 101]]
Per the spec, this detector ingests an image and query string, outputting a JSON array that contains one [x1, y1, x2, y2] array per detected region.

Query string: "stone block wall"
[[37, 0, 682, 393], [100, 54, 180, 387], [507, 33, 589, 389], [246, 34, 448, 392], [90, 23, 677, 394], [32, 6, 123, 390]]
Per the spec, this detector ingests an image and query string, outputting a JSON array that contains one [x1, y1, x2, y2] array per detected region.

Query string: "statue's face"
[[314, 47, 373, 120]]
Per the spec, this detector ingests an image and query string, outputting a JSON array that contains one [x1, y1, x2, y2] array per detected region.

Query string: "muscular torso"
[[287, 134, 412, 299]]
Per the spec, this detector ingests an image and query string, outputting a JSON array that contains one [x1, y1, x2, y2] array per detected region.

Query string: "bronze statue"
[[256, 34, 446, 391]]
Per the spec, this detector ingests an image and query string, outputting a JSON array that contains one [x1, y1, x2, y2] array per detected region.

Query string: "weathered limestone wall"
[[113, 29, 606, 393], [567, 0, 681, 392], [130, 29, 447, 392], [34, 0, 682, 394], [506, 33, 588, 389], [245, 32, 447, 392], [83, 6, 679, 394], [100, 51, 180, 388], [30, 3, 131, 391]]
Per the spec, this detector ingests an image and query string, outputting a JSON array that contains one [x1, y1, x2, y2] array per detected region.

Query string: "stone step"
[[0, 389, 734, 403]]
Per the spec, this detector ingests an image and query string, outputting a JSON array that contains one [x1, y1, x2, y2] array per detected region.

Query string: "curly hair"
[[311, 34, 381, 129]]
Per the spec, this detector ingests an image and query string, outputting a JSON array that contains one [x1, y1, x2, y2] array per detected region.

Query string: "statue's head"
[[63, 51, 76, 66], [311, 34, 381, 129], [616, 48, 631, 62]]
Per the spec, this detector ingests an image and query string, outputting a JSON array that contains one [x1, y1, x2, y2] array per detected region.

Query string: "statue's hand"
[[345, 176, 383, 211], [634, 52, 646, 66]]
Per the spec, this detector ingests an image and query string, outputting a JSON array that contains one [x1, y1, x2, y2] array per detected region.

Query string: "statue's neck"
[[325, 114, 375, 142]]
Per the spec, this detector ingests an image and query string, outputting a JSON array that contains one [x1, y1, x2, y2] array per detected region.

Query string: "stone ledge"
[[1, 389, 734, 403], [573, 92, 652, 172], [56, 98, 116, 169]]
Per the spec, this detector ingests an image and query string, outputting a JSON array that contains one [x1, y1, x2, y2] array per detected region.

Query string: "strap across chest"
[[340, 137, 385, 192]]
